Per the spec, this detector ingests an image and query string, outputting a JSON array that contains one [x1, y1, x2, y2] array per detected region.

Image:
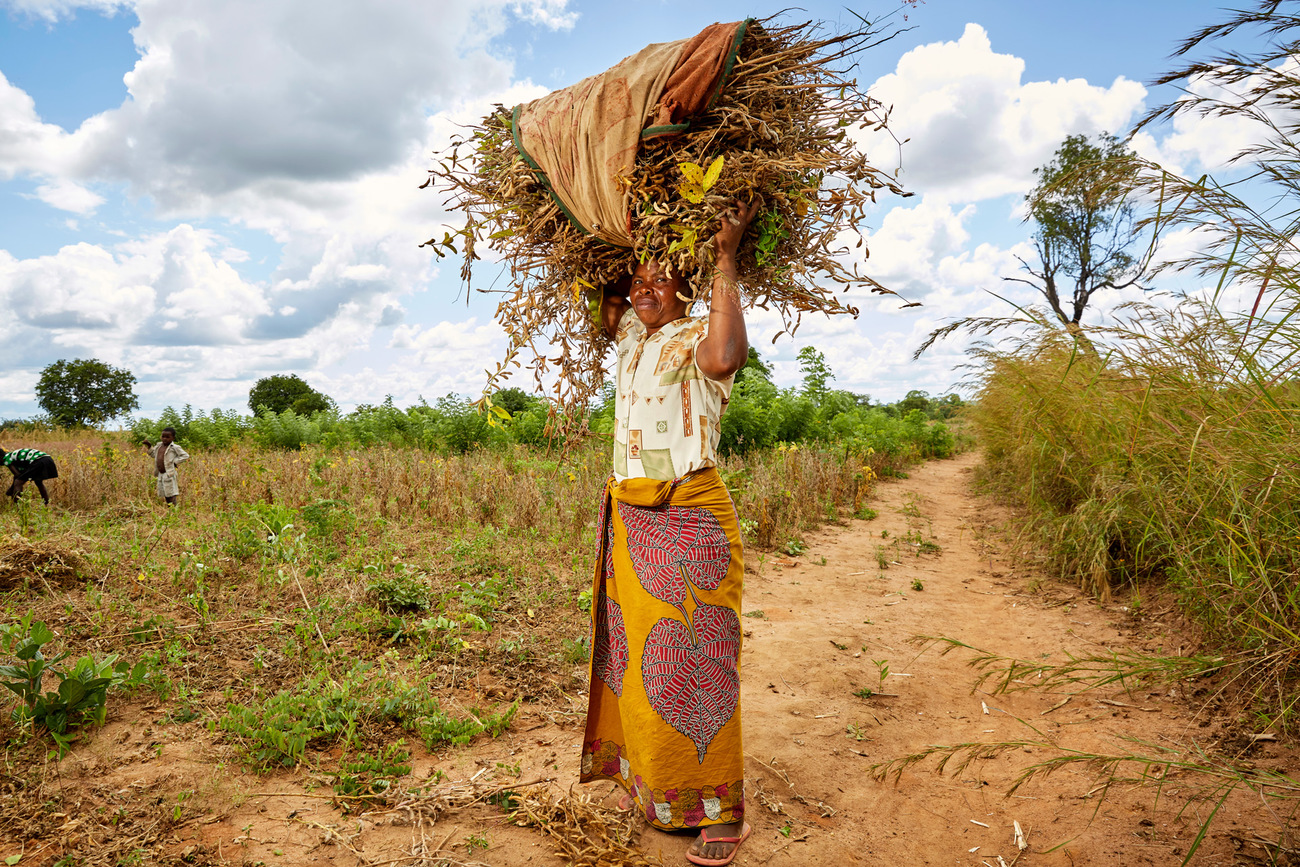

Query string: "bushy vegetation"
[[128, 354, 965, 460], [127, 394, 554, 453], [973, 312, 1300, 731], [0, 377, 963, 771], [962, 2, 1300, 736]]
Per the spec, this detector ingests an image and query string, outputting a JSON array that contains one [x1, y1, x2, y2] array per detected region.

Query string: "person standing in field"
[[0, 447, 59, 505], [583, 199, 759, 867], [143, 427, 189, 506]]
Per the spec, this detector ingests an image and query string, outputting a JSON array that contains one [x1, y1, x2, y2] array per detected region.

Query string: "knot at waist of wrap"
[[608, 466, 725, 508]]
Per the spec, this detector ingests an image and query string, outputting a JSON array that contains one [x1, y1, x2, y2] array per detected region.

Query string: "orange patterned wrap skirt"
[[580, 467, 745, 830]]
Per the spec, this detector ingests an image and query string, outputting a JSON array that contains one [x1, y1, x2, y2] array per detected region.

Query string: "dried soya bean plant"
[[426, 15, 912, 432]]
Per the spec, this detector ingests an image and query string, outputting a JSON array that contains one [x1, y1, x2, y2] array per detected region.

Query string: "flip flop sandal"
[[685, 822, 752, 867]]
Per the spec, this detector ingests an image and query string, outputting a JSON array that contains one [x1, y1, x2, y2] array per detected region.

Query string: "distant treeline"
[[5, 351, 966, 461]]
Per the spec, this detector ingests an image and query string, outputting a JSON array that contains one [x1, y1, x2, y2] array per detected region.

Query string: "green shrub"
[[367, 570, 435, 614], [218, 662, 517, 769], [0, 614, 146, 755]]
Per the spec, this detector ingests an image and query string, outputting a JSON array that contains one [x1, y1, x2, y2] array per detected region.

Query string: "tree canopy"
[[734, 346, 773, 385], [35, 358, 140, 428], [1014, 133, 1148, 329], [797, 346, 834, 401], [914, 132, 1152, 360], [248, 374, 333, 416]]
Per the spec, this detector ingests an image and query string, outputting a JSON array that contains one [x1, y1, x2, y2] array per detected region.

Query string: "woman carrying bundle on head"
[[582, 198, 758, 867]]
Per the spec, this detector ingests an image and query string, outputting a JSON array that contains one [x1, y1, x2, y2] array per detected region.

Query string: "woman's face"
[[630, 261, 690, 333]]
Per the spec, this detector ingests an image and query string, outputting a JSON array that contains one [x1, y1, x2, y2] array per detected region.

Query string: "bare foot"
[[686, 821, 750, 866]]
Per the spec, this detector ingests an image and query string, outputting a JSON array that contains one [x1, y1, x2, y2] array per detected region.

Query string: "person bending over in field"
[[580, 198, 759, 867], [0, 447, 59, 506], [143, 427, 189, 506]]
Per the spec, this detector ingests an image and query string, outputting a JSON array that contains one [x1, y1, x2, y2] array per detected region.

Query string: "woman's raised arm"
[[600, 274, 632, 339], [696, 198, 760, 381]]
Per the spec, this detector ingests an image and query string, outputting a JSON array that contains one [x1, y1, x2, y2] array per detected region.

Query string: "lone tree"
[[248, 374, 333, 416], [1013, 133, 1148, 331], [35, 358, 139, 428], [915, 132, 1150, 359]]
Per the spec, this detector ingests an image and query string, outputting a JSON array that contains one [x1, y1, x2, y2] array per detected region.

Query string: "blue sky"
[[0, 0, 1247, 419]]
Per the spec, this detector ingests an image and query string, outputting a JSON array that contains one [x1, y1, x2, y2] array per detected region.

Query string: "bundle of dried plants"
[[426, 15, 911, 427], [510, 788, 662, 867], [0, 537, 90, 591]]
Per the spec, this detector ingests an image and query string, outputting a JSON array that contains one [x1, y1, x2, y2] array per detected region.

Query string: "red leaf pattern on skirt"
[[592, 592, 628, 695], [618, 502, 730, 606], [642, 604, 740, 761], [602, 496, 615, 581]]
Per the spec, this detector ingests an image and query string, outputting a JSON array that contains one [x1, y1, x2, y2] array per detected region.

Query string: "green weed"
[[217, 662, 518, 770], [332, 742, 412, 804], [0, 614, 147, 756], [366, 570, 435, 613]]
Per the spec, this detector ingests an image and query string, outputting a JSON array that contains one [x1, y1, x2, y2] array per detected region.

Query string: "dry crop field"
[[0, 430, 889, 866]]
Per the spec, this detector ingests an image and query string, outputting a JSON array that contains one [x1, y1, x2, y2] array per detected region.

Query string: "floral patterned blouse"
[[612, 309, 733, 482]]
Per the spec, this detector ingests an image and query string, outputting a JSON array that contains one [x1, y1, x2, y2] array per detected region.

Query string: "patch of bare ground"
[[3, 451, 1296, 866]]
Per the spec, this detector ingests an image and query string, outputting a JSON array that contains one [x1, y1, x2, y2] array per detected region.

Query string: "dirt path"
[[53, 452, 1289, 865]]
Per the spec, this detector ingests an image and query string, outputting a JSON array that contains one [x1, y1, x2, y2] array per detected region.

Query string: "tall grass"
[[964, 1, 1300, 731], [973, 302, 1300, 729]]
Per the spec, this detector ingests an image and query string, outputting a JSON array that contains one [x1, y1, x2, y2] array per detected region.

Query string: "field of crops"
[[0, 416, 961, 864]]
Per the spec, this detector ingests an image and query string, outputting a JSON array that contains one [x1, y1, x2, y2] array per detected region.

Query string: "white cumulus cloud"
[[32, 177, 104, 214], [860, 23, 1147, 203]]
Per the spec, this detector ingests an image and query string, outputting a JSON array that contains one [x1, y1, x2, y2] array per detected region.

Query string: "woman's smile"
[[630, 261, 690, 332]]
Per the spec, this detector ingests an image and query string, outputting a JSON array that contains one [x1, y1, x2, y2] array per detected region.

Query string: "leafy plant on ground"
[[300, 498, 357, 539], [560, 636, 589, 665], [331, 741, 412, 807], [217, 661, 518, 769], [0, 614, 146, 755], [414, 613, 491, 653], [452, 574, 507, 620], [445, 528, 512, 578], [366, 570, 435, 614], [902, 529, 940, 555]]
